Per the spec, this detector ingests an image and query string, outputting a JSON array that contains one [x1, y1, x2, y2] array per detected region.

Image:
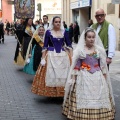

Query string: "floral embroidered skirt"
[[62, 83, 115, 120], [31, 64, 64, 97]]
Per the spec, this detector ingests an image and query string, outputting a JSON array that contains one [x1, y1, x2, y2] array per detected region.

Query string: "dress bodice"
[[74, 54, 100, 73], [43, 30, 72, 53]]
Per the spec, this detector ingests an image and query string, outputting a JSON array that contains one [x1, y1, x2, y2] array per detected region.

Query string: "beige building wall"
[[91, 0, 119, 50], [62, 0, 71, 25], [62, 0, 120, 50]]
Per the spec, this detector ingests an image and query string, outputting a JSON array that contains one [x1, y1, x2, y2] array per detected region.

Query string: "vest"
[[92, 20, 110, 49]]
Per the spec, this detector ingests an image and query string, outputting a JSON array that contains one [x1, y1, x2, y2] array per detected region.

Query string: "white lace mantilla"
[[45, 50, 70, 87]]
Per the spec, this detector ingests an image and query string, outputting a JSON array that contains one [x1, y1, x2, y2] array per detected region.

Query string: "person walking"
[[92, 8, 116, 69], [0, 20, 4, 44], [6, 21, 10, 35], [63, 21, 67, 29], [22, 18, 36, 59], [14, 19, 25, 66], [23, 26, 45, 75], [43, 15, 49, 31], [73, 21, 80, 44], [62, 27, 115, 120], [69, 23, 73, 43], [31, 16, 73, 97]]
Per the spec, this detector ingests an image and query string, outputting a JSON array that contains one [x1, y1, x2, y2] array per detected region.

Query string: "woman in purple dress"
[[31, 16, 73, 97], [62, 27, 115, 120]]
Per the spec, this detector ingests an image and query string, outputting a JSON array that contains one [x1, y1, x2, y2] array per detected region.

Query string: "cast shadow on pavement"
[[34, 97, 64, 105]]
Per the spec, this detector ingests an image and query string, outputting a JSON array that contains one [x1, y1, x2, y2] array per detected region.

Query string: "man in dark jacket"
[[73, 21, 80, 43], [69, 23, 73, 43], [63, 21, 67, 29], [0, 20, 4, 43]]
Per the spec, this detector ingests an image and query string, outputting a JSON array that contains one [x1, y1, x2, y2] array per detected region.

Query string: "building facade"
[[0, 0, 13, 23], [62, 0, 120, 50], [0, 0, 62, 23]]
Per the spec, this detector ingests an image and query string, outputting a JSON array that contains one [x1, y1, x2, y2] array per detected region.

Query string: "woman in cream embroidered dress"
[[23, 26, 45, 75], [22, 18, 36, 60], [31, 16, 73, 97], [62, 28, 115, 120]]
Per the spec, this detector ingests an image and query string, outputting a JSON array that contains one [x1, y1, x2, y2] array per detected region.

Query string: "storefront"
[[70, 0, 92, 33]]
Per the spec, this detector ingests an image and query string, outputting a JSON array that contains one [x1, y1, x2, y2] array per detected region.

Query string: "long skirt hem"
[[31, 64, 64, 97], [62, 83, 115, 120]]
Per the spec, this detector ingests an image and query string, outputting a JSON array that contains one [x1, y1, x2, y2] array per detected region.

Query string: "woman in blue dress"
[[23, 26, 45, 75]]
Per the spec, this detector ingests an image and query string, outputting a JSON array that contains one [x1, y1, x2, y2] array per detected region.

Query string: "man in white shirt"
[[43, 15, 49, 31], [92, 8, 116, 69]]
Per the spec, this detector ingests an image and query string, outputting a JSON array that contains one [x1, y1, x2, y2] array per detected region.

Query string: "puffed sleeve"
[[71, 58, 81, 75], [42, 30, 49, 52], [64, 30, 73, 49]]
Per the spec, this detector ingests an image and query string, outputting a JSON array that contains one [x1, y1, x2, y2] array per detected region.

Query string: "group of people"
[[14, 8, 116, 120], [0, 19, 18, 44], [4, 19, 16, 35], [63, 21, 80, 44]]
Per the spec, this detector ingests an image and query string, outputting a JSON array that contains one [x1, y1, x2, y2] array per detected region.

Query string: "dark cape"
[[14, 23, 24, 62], [22, 25, 36, 59], [32, 39, 42, 71]]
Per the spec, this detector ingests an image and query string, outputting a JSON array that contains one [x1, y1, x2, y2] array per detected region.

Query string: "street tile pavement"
[[0, 35, 120, 120], [0, 35, 66, 120]]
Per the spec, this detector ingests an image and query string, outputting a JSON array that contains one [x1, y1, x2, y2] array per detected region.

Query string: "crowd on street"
[[0, 8, 116, 120]]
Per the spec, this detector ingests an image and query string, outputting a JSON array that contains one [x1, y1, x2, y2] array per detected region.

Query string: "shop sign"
[[38, 0, 61, 14], [70, 0, 91, 9], [112, 0, 120, 4]]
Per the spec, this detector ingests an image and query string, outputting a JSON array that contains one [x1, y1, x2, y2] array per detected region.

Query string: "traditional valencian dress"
[[31, 29, 72, 97], [22, 25, 35, 60], [62, 49, 115, 120], [23, 33, 43, 75], [14, 23, 24, 66]]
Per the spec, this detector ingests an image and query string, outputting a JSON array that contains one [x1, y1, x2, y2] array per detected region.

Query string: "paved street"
[[0, 35, 120, 120]]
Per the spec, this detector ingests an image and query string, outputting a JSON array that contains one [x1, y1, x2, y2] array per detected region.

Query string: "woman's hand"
[[40, 58, 46, 66], [26, 58, 30, 64]]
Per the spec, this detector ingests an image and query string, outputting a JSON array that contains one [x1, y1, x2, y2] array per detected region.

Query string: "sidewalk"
[[110, 51, 120, 79]]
